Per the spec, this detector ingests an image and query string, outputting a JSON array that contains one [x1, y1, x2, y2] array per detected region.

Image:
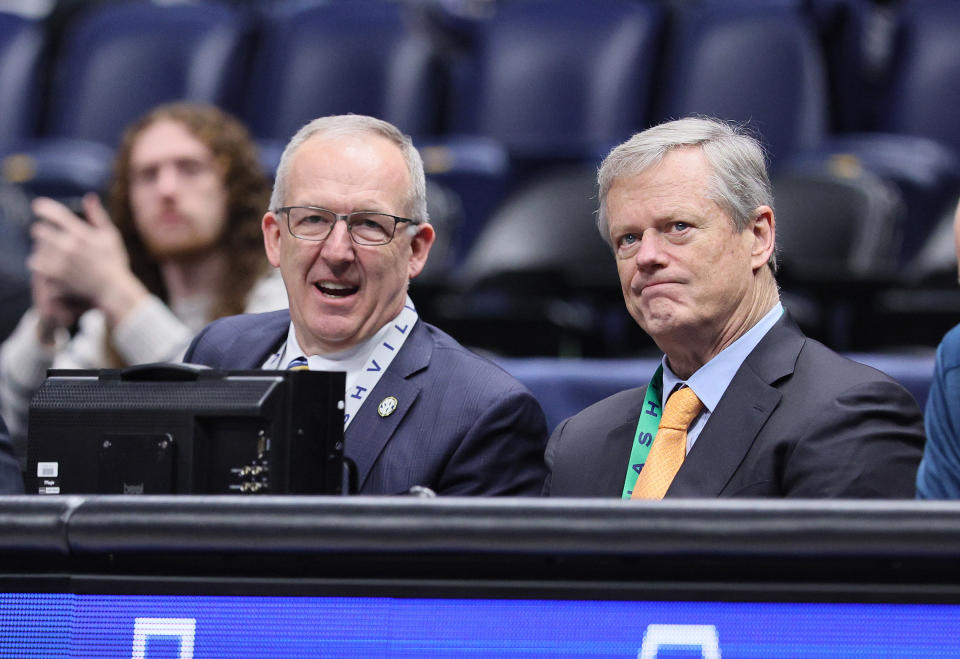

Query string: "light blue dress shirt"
[[661, 303, 783, 453]]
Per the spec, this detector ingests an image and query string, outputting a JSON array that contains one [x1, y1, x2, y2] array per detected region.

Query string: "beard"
[[138, 211, 227, 263], [144, 236, 223, 263]]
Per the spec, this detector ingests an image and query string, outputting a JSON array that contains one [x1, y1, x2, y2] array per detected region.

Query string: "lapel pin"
[[377, 396, 399, 418]]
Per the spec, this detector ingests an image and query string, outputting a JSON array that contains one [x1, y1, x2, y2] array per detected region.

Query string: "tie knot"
[[659, 386, 702, 430], [286, 356, 309, 371]]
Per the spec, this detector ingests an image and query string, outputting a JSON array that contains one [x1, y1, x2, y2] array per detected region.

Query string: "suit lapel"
[[601, 424, 645, 497], [345, 321, 431, 490], [667, 314, 804, 497], [221, 311, 290, 369]]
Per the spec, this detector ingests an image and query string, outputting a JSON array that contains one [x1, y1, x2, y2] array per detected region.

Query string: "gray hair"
[[270, 114, 429, 224], [597, 116, 776, 270]]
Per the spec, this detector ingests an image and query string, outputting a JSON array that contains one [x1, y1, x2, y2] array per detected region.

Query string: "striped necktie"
[[631, 386, 703, 500], [286, 356, 309, 371]]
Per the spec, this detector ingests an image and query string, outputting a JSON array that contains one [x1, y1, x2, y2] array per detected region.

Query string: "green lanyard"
[[621, 364, 664, 499]]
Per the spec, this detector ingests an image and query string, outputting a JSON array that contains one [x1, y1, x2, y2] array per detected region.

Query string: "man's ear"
[[749, 205, 776, 271], [262, 211, 282, 268], [407, 223, 436, 279]]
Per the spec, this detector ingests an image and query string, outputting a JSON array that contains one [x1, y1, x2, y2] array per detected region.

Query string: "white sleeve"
[[243, 268, 288, 313], [0, 309, 61, 441], [110, 294, 194, 364], [1, 307, 111, 445]]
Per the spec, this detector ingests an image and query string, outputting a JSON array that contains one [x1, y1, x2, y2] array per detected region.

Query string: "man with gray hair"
[[184, 114, 547, 495], [544, 116, 923, 498]]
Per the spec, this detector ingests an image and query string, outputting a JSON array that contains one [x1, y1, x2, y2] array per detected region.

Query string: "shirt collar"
[[272, 294, 416, 370], [661, 302, 783, 411]]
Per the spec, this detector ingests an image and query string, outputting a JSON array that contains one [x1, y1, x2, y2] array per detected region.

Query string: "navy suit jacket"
[[544, 315, 925, 498], [184, 310, 548, 495]]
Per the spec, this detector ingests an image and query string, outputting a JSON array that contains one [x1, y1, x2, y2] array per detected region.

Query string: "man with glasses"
[[184, 114, 547, 495]]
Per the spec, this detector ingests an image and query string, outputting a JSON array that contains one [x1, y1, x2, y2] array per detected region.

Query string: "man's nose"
[[155, 164, 179, 195], [321, 219, 356, 261], [634, 229, 668, 268]]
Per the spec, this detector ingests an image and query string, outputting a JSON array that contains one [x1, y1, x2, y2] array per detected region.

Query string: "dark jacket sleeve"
[[778, 377, 924, 498], [435, 386, 548, 496]]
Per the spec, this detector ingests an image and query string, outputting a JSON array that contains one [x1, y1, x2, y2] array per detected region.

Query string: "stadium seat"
[[46, 0, 250, 146], [789, 134, 960, 264], [880, 0, 960, 160], [654, 0, 828, 169], [242, 0, 444, 148], [818, 0, 960, 265], [805, 0, 890, 133], [455, 166, 613, 293], [775, 168, 903, 282], [423, 0, 663, 263], [0, 182, 33, 344], [4, 0, 251, 198], [0, 12, 44, 153], [428, 166, 644, 357], [654, 0, 960, 267], [869, 197, 960, 349], [459, 0, 663, 162], [773, 167, 905, 348], [799, 0, 960, 267]]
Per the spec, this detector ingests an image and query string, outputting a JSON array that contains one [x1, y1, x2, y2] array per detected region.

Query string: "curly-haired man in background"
[[0, 102, 287, 468]]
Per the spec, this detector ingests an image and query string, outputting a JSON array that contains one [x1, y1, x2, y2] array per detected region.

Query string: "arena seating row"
[[0, 0, 957, 355]]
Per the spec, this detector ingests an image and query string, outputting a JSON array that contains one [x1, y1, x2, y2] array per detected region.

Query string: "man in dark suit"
[[185, 114, 547, 495], [544, 117, 924, 498]]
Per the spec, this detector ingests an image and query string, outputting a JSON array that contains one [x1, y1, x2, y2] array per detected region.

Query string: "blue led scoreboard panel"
[[3, 593, 960, 657]]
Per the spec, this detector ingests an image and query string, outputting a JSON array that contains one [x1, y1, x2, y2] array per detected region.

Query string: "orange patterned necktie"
[[631, 386, 703, 500]]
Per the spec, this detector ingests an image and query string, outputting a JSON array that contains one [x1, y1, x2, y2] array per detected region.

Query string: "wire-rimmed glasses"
[[275, 206, 419, 246]]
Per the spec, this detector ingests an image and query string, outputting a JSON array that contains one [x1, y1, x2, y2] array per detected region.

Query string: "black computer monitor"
[[25, 364, 345, 495]]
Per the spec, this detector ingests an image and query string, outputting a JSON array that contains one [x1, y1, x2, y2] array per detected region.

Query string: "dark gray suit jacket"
[[184, 310, 548, 495], [544, 315, 924, 498]]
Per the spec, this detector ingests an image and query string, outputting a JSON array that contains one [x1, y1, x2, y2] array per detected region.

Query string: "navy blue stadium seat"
[[240, 0, 461, 266], [817, 0, 960, 265], [243, 0, 444, 151], [654, 1, 959, 267], [0, 12, 44, 153], [806, 0, 891, 133], [46, 0, 250, 146], [5, 0, 251, 199], [880, 0, 960, 160], [861, 0, 960, 345], [0, 182, 33, 344], [424, 0, 663, 262], [0, 13, 43, 342], [654, 0, 828, 169], [457, 0, 663, 161]]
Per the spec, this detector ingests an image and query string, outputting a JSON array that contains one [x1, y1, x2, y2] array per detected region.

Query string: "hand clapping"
[[28, 194, 138, 342]]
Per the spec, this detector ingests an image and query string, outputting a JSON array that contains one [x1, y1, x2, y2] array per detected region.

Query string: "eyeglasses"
[[275, 206, 419, 246]]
